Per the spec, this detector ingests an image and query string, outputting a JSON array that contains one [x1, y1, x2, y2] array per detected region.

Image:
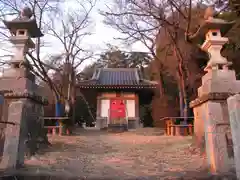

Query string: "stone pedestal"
[[96, 117, 108, 129], [188, 9, 237, 176], [0, 7, 47, 170], [0, 100, 27, 168], [198, 70, 237, 97], [190, 69, 237, 174], [227, 94, 240, 179], [0, 76, 46, 169], [192, 105, 205, 152], [204, 101, 231, 173]]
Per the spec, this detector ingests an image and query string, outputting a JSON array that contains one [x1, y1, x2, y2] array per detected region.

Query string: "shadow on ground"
[[36, 141, 78, 156], [73, 127, 165, 136], [71, 128, 109, 136], [0, 169, 237, 180]]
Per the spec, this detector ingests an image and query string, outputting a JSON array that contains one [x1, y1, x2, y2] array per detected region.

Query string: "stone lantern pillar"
[[0, 7, 47, 170], [188, 9, 236, 174]]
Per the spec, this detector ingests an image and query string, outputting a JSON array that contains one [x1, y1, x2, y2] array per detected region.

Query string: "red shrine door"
[[109, 99, 126, 124]]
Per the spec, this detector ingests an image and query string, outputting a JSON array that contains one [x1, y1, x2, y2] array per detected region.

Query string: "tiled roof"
[[97, 68, 139, 85], [77, 68, 157, 88]]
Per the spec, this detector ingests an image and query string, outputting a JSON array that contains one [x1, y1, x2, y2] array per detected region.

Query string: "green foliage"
[[127, 52, 151, 68], [78, 62, 101, 80], [139, 104, 153, 127], [161, 71, 179, 102], [229, 0, 240, 15], [218, 11, 240, 51], [79, 48, 153, 81], [97, 48, 152, 69], [99, 50, 129, 68]]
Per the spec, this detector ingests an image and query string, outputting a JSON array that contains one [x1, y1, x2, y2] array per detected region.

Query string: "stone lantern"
[[188, 10, 235, 72], [0, 7, 47, 170], [189, 7, 238, 174], [2, 6, 43, 80]]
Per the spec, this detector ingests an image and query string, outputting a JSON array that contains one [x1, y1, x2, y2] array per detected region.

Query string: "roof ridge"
[[101, 68, 136, 71], [141, 79, 158, 85]]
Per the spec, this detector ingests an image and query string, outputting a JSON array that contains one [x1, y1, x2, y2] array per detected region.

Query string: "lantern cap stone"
[[188, 18, 235, 45], [3, 7, 43, 38], [188, 6, 235, 45]]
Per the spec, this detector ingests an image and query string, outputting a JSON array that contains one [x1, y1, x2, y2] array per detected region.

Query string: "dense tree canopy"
[[78, 48, 152, 81]]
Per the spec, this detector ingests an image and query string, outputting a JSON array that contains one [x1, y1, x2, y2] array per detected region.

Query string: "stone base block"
[[107, 124, 128, 133], [198, 70, 238, 97], [128, 119, 139, 129], [96, 118, 107, 129]]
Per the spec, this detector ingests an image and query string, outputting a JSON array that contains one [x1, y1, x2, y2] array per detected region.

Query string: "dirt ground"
[[20, 128, 208, 180]]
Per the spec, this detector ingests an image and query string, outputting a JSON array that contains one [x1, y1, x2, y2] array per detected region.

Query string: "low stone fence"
[[43, 117, 70, 136], [166, 124, 194, 136], [160, 117, 194, 136]]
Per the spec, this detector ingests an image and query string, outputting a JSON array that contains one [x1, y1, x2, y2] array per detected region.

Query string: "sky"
[[59, 0, 149, 70], [40, 0, 149, 72]]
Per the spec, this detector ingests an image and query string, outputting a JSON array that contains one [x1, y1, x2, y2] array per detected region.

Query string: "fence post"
[[183, 126, 188, 136], [59, 121, 63, 136], [170, 126, 175, 136], [175, 126, 181, 136], [167, 121, 171, 135], [188, 124, 193, 136], [52, 128, 56, 135]]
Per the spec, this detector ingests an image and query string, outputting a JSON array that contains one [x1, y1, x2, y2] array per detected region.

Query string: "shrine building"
[[77, 68, 158, 131]]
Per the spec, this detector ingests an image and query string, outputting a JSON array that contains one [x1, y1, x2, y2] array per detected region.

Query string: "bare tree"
[[0, 0, 96, 120], [101, 0, 207, 120], [45, 0, 96, 122]]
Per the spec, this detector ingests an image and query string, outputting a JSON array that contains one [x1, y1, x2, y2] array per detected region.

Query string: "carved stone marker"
[[227, 94, 240, 179], [0, 7, 46, 170]]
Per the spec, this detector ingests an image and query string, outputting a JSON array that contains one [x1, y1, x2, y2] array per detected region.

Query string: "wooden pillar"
[[96, 94, 101, 118], [166, 120, 171, 135], [135, 94, 139, 118], [165, 121, 168, 135], [96, 94, 101, 129], [135, 94, 139, 128], [169, 119, 173, 136]]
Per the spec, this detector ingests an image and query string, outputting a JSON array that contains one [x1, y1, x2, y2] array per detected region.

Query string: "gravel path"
[[22, 128, 207, 179]]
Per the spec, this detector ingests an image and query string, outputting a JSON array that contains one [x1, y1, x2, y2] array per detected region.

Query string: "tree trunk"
[[174, 43, 189, 122], [178, 85, 184, 117], [181, 77, 189, 123]]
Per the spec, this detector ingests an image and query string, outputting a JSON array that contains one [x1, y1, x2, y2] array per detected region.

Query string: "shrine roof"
[[77, 68, 158, 89]]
